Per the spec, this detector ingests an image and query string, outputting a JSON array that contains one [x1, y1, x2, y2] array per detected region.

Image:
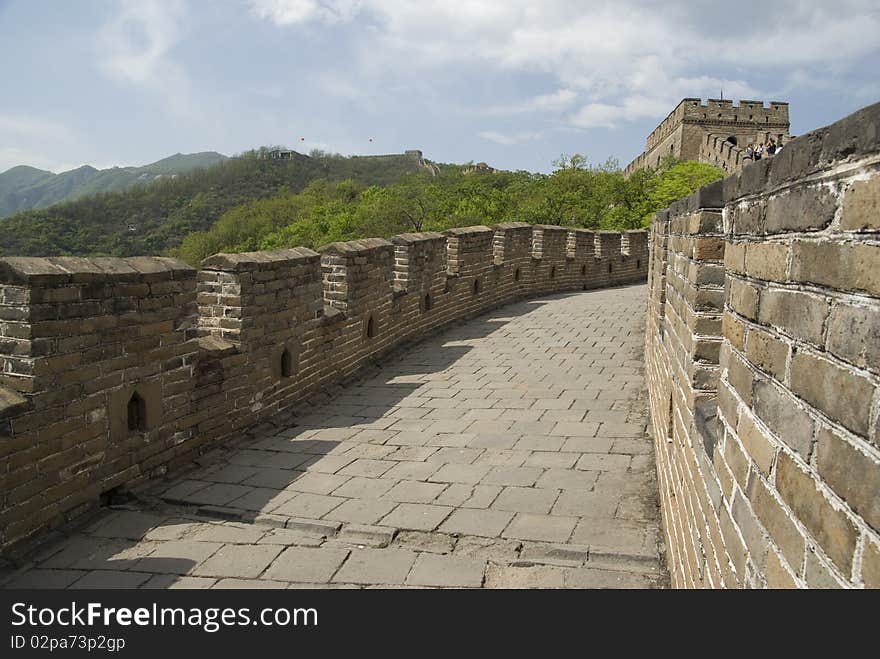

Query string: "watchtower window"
[[472, 278, 480, 295], [608, 263, 613, 274], [514, 268, 521, 282], [127, 392, 146, 432], [637, 259, 642, 270], [281, 348, 293, 378], [366, 315, 376, 339], [423, 293, 432, 312], [549, 266, 556, 279], [580, 264, 587, 277], [726, 136, 737, 146]]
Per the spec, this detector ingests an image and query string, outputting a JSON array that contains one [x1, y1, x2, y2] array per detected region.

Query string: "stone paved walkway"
[[2, 284, 667, 589]]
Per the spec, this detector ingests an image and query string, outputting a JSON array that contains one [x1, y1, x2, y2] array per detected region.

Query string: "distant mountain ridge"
[[0, 151, 228, 217], [0, 148, 431, 257]]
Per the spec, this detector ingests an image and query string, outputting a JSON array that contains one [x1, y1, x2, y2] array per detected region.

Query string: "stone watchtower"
[[624, 98, 791, 176]]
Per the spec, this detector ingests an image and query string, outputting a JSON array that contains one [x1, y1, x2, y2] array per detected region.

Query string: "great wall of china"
[[0, 100, 877, 588]]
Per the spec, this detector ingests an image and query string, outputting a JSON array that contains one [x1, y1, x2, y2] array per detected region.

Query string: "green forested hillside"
[[172, 157, 725, 265], [0, 149, 427, 256], [0, 152, 228, 218]]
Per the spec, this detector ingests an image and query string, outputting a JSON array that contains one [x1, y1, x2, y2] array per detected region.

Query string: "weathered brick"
[[747, 473, 805, 572], [775, 451, 858, 576], [723, 241, 746, 274], [862, 537, 880, 588], [744, 242, 788, 281], [841, 177, 880, 231], [815, 427, 880, 532], [736, 410, 777, 476], [746, 328, 789, 380], [757, 289, 828, 347], [765, 186, 837, 233], [826, 302, 880, 375], [764, 549, 799, 589], [790, 241, 880, 296], [790, 351, 875, 437], [727, 278, 758, 320], [722, 311, 745, 351], [726, 349, 754, 406], [753, 379, 813, 460]]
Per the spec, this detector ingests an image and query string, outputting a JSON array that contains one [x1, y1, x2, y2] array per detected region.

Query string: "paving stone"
[[382, 461, 440, 481], [425, 447, 484, 464], [524, 452, 580, 468], [257, 528, 325, 547], [189, 522, 267, 544], [192, 544, 282, 579], [140, 575, 216, 589], [262, 547, 350, 583], [213, 578, 291, 589], [381, 503, 453, 531], [453, 536, 522, 562], [88, 511, 168, 540], [564, 567, 656, 589], [405, 553, 486, 587], [332, 548, 418, 585], [439, 508, 514, 537], [243, 468, 305, 489], [387, 446, 438, 461], [337, 459, 395, 478], [484, 564, 566, 588], [429, 463, 491, 484], [471, 449, 530, 467], [285, 518, 342, 537], [324, 498, 397, 525], [552, 490, 620, 518], [227, 487, 297, 512], [482, 465, 543, 487], [383, 480, 447, 504], [133, 540, 223, 575], [336, 524, 397, 548], [492, 487, 559, 514], [502, 513, 578, 543], [536, 468, 599, 491], [4, 569, 88, 589], [515, 435, 567, 451], [284, 472, 351, 495], [271, 493, 346, 519], [332, 476, 398, 499], [143, 519, 201, 542], [575, 453, 632, 472], [570, 519, 655, 559], [393, 531, 456, 554], [69, 570, 152, 589]]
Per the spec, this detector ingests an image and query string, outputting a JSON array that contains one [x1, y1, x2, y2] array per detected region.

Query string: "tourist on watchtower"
[[754, 143, 764, 161], [745, 144, 755, 160], [767, 139, 777, 156]]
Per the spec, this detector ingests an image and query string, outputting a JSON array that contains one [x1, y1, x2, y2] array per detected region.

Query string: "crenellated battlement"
[[0, 223, 647, 552], [627, 97, 792, 176]]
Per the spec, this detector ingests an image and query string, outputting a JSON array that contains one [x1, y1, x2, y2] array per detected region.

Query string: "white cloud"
[[479, 130, 543, 146], [249, 0, 363, 25], [97, 0, 193, 116], [249, 0, 880, 129]]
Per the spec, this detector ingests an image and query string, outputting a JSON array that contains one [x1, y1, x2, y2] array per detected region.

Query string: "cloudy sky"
[[1, 0, 878, 174]]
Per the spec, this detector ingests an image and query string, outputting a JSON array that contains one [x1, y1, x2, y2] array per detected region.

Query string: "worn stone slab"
[[192, 544, 282, 579], [263, 547, 350, 583], [380, 503, 453, 531], [405, 553, 486, 587], [332, 548, 417, 585], [502, 513, 578, 543]]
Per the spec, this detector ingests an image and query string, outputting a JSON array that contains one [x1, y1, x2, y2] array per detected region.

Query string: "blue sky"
[[1, 0, 878, 174]]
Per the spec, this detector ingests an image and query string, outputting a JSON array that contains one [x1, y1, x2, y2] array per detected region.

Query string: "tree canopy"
[[172, 156, 724, 265]]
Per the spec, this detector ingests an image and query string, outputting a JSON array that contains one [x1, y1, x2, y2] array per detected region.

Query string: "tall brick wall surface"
[[0, 223, 647, 553], [646, 100, 880, 588]]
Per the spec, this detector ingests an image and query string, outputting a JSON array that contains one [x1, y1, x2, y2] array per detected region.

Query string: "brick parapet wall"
[[646, 100, 880, 588], [0, 223, 648, 553]]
